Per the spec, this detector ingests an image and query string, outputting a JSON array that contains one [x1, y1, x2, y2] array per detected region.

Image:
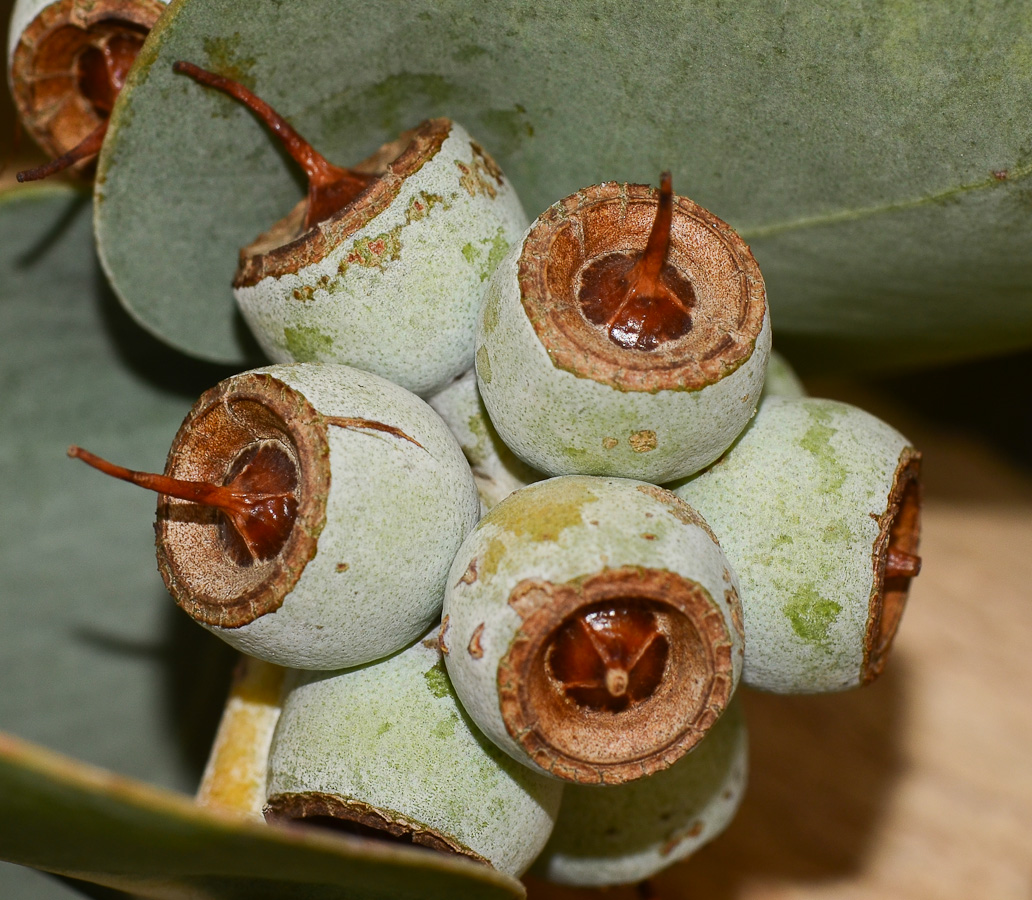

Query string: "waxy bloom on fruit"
[[266, 634, 563, 876], [476, 174, 770, 483], [71, 363, 479, 670], [672, 396, 921, 692], [442, 476, 744, 784]]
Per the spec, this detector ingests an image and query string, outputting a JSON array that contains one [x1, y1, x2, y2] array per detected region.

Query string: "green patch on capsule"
[[799, 407, 848, 493], [423, 660, 453, 699], [405, 191, 445, 223], [433, 712, 459, 740], [485, 478, 597, 543], [376, 721, 393, 737], [462, 242, 478, 266], [283, 325, 334, 362], [344, 228, 403, 270], [476, 345, 492, 383], [784, 584, 843, 645], [822, 518, 853, 543], [479, 535, 509, 581], [480, 287, 501, 335], [772, 533, 793, 547], [484, 227, 509, 279]]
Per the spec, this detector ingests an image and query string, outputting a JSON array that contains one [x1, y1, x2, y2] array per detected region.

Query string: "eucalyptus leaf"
[[0, 730, 525, 900], [94, 0, 1032, 368]]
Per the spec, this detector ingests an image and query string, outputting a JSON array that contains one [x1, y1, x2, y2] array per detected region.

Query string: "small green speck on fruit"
[[784, 584, 843, 645], [799, 407, 848, 492], [424, 660, 452, 699], [284, 325, 334, 362], [476, 345, 492, 383]]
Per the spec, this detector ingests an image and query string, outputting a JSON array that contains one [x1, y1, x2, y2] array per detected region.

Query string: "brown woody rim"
[[863, 448, 922, 683], [234, 119, 452, 287], [9, 0, 163, 162], [516, 182, 767, 393], [498, 566, 734, 784], [265, 791, 489, 864], [156, 372, 330, 629]]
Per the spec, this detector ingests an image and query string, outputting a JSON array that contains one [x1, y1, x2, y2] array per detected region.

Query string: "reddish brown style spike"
[[69, 443, 298, 564], [578, 172, 695, 350], [172, 61, 376, 230], [17, 121, 107, 182]]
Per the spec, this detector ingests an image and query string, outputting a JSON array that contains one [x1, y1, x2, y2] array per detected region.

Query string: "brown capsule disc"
[[155, 372, 331, 630], [516, 182, 767, 392], [264, 792, 489, 865], [9, 0, 163, 164], [234, 119, 454, 288], [498, 567, 735, 784], [863, 448, 922, 684]]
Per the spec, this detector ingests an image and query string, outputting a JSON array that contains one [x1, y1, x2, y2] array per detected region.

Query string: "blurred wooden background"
[[3, 3, 1031, 896]]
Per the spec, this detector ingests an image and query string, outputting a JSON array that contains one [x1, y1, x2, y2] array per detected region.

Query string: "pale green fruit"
[[761, 349, 807, 400], [426, 367, 543, 510], [532, 697, 747, 886], [155, 363, 479, 670], [476, 182, 770, 483], [671, 397, 921, 692], [265, 634, 564, 877], [233, 120, 527, 397], [442, 476, 744, 784], [8, 0, 168, 161]]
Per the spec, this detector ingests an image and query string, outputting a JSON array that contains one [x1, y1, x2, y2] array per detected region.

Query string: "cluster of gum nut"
[[11, 4, 922, 889]]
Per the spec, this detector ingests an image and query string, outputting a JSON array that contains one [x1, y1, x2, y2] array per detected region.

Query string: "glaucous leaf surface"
[[0, 731, 525, 900], [94, 0, 1032, 368], [0, 186, 522, 899]]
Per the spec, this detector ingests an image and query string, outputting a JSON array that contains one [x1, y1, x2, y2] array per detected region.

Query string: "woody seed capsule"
[[173, 63, 527, 397], [442, 475, 744, 784], [72, 363, 479, 669], [671, 396, 922, 692], [265, 634, 563, 876], [476, 176, 770, 482], [532, 697, 747, 886], [8, 0, 166, 177]]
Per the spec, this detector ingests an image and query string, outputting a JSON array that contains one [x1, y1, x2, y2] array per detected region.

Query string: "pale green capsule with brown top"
[[71, 363, 480, 670], [476, 175, 770, 483], [671, 396, 922, 693], [427, 367, 544, 511], [265, 633, 563, 877], [442, 475, 744, 785], [172, 62, 527, 398], [532, 696, 747, 886]]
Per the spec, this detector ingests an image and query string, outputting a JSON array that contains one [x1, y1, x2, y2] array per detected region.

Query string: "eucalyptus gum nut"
[[441, 475, 744, 784], [761, 348, 807, 400], [475, 182, 771, 483], [532, 697, 747, 886], [232, 120, 528, 398], [265, 635, 563, 877], [671, 396, 922, 693], [8, 0, 166, 161], [426, 368, 544, 510], [157, 363, 480, 670]]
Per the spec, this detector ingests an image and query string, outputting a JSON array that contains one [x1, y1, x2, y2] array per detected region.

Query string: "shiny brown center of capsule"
[[545, 603, 670, 713], [15, 18, 151, 182], [172, 61, 377, 230], [68, 440, 299, 567], [577, 172, 696, 351], [76, 30, 144, 116]]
